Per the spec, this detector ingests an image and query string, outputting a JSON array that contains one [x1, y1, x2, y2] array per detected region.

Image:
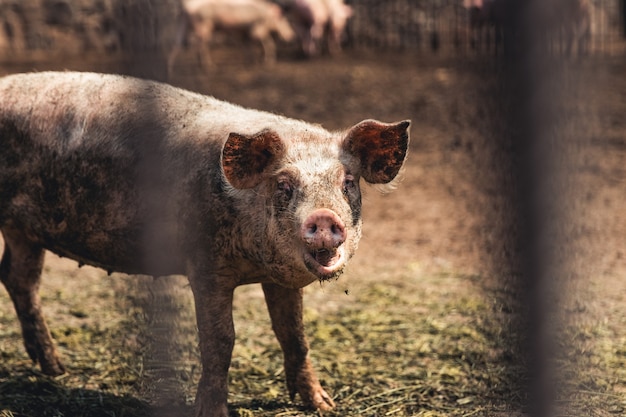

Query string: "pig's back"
[[0, 71, 323, 150]]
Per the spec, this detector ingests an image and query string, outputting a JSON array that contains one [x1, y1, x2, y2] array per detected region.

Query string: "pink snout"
[[300, 208, 348, 280], [300, 209, 348, 278], [301, 208, 346, 250]]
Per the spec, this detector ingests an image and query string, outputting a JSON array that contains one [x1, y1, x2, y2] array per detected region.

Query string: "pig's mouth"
[[303, 246, 346, 280]]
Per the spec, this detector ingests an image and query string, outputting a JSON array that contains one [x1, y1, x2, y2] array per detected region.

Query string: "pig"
[[0, 71, 410, 416], [286, 0, 353, 57], [168, 0, 296, 71]]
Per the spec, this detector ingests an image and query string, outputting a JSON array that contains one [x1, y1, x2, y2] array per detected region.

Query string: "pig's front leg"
[[190, 276, 236, 417], [262, 283, 335, 410]]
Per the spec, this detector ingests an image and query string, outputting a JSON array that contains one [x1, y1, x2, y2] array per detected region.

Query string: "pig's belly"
[[5, 198, 186, 277], [40, 223, 185, 276]]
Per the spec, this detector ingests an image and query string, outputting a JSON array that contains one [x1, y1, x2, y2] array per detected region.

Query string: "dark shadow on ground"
[[0, 368, 151, 417]]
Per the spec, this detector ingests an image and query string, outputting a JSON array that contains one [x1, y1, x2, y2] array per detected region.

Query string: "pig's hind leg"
[[0, 227, 66, 376], [262, 283, 335, 411]]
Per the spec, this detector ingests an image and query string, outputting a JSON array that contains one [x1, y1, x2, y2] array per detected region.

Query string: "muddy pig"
[[0, 71, 410, 416]]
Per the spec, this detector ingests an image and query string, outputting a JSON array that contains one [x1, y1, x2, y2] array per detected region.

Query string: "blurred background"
[[0, 1, 625, 417], [0, 0, 623, 63]]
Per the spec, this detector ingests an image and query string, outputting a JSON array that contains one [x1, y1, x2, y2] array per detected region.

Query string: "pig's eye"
[[277, 179, 294, 199], [343, 175, 356, 194]]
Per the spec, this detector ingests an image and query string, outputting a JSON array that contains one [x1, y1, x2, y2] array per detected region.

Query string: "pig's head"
[[269, 4, 296, 43], [221, 119, 410, 288]]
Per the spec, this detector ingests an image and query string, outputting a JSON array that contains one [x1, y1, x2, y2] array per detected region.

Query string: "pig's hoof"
[[25, 340, 67, 376], [40, 358, 67, 376], [306, 387, 335, 411], [32, 348, 66, 376]]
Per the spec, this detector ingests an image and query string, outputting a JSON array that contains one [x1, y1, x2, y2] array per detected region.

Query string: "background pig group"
[[0, 71, 409, 416], [169, 0, 296, 68], [168, 0, 353, 71]]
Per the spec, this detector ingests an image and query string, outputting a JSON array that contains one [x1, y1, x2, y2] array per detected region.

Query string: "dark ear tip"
[[394, 120, 411, 134]]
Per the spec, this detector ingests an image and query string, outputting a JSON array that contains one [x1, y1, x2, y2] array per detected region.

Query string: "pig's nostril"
[[301, 209, 347, 249]]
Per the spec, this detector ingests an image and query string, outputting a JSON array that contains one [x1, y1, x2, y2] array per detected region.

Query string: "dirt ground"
[[0, 46, 625, 416]]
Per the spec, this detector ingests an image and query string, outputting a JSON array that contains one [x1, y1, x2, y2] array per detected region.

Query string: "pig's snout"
[[301, 209, 347, 279], [301, 209, 346, 250]]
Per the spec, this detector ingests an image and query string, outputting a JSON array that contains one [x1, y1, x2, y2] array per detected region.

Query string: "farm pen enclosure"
[[0, 0, 625, 416]]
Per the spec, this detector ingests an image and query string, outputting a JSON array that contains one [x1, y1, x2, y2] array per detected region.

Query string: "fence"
[[1, 0, 624, 59], [345, 0, 626, 56]]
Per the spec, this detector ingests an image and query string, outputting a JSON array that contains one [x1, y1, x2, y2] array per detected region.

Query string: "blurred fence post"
[[112, 0, 183, 81], [113, 2, 190, 415], [503, 1, 569, 416]]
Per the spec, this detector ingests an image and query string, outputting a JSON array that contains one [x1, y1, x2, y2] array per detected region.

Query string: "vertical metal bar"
[[116, 1, 187, 416], [505, 1, 562, 416]]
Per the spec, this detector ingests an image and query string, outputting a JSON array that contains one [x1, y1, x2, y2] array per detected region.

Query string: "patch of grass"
[[228, 272, 526, 416], [0, 270, 527, 416], [0, 374, 148, 417], [0, 327, 150, 417], [555, 322, 626, 416], [0, 272, 151, 417], [2, 269, 623, 416]]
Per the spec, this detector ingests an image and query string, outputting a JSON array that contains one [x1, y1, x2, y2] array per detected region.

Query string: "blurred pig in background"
[[168, 0, 295, 71], [285, 0, 353, 57]]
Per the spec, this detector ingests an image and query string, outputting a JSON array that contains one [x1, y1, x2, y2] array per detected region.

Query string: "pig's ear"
[[344, 119, 410, 184], [222, 129, 286, 189]]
